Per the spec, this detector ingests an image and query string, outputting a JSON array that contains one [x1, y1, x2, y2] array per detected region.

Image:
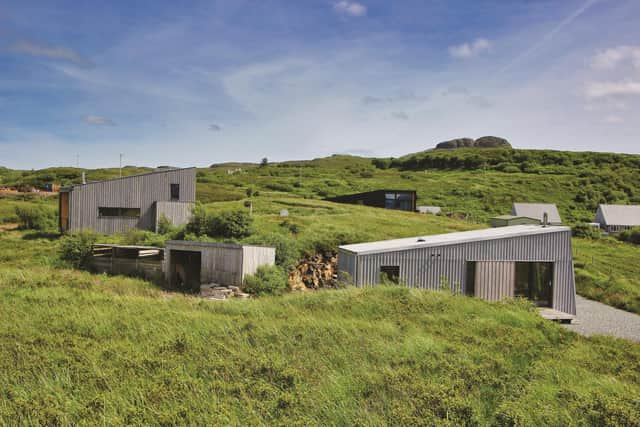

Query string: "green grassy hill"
[[0, 230, 638, 425], [1, 148, 640, 424]]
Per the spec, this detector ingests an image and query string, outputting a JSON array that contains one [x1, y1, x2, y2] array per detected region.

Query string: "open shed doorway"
[[169, 250, 201, 292]]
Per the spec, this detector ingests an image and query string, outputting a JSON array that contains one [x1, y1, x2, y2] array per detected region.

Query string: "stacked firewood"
[[288, 252, 338, 290]]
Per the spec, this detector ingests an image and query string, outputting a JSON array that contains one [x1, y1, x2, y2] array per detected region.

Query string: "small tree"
[[260, 157, 268, 167]]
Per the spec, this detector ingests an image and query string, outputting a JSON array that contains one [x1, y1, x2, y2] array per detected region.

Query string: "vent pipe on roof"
[[542, 212, 549, 227], [82, 172, 86, 185]]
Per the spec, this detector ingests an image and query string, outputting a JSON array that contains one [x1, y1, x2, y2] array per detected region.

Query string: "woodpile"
[[200, 284, 250, 300], [288, 252, 338, 290]]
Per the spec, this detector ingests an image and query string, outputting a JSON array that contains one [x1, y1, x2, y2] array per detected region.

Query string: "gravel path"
[[563, 295, 640, 342]]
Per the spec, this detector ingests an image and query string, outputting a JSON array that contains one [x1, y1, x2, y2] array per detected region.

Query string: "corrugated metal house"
[[338, 225, 576, 314], [512, 203, 562, 225], [326, 190, 417, 211], [595, 204, 640, 233], [165, 241, 276, 291], [490, 215, 540, 227], [59, 168, 196, 234]]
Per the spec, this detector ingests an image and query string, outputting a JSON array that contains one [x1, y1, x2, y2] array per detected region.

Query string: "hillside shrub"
[[245, 233, 301, 271], [243, 265, 288, 295], [14, 205, 56, 231], [617, 228, 640, 245], [572, 224, 601, 239], [214, 210, 253, 239], [187, 207, 253, 239], [157, 214, 174, 235], [59, 231, 97, 269]]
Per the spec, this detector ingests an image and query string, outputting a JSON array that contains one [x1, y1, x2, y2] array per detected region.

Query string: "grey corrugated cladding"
[[165, 241, 275, 286], [512, 203, 562, 225], [338, 225, 576, 315], [61, 168, 196, 234], [595, 204, 640, 230]]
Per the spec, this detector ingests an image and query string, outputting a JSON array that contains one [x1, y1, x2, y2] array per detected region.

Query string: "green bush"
[[243, 265, 288, 295], [617, 227, 640, 245], [245, 233, 301, 271], [156, 214, 174, 235], [187, 206, 253, 239], [213, 210, 253, 239], [572, 224, 601, 239], [14, 205, 56, 231], [59, 231, 97, 269]]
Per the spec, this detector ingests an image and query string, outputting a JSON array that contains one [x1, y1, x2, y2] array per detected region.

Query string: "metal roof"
[[597, 204, 640, 226], [339, 225, 571, 255], [491, 215, 539, 220], [61, 167, 196, 190], [512, 203, 562, 224], [165, 240, 275, 250]]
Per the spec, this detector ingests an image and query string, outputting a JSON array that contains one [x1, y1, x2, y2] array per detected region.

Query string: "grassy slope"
[[0, 232, 638, 425], [1, 166, 640, 313]]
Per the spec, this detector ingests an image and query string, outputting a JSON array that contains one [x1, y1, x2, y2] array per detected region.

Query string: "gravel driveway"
[[563, 295, 640, 342]]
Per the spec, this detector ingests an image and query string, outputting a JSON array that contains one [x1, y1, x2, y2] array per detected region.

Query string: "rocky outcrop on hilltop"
[[436, 136, 511, 149]]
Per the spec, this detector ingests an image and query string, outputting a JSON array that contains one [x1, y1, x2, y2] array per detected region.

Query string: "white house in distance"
[[595, 204, 640, 234], [512, 203, 562, 225]]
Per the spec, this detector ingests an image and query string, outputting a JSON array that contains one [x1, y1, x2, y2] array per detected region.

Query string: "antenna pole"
[[119, 153, 123, 177]]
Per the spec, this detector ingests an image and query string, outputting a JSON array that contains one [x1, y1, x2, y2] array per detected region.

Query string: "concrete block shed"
[[165, 241, 275, 291], [338, 225, 577, 315]]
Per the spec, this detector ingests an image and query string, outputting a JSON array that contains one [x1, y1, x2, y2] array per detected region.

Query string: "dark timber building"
[[59, 168, 196, 234], [338, 225, 576, 315], [326, 190, 417, 212]]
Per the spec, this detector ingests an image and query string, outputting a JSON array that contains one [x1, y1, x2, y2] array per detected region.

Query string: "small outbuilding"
[[326, 190, 417, 212], [416, 206, 441, 215], [338, 225, 576, 315], [512, 203, 562, 225], [595, 204, 640, 233], [490, 215, 540, 228], [165, 241, 275, 292]]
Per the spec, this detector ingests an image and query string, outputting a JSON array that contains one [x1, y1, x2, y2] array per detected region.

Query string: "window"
[[98, 207, 141, 218], [170, 184, 180, 200], [384, 192, 413, 210], [380, 266, 400, 283]]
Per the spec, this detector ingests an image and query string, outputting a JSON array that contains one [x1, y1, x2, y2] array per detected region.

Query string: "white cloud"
[[449, 38, 491, 59], [585, 80, 640, 98], [9, 40, 92, 67], [333, 1, 367, 17], [591, 46, 640, 70], [83, 115, 116, 126]]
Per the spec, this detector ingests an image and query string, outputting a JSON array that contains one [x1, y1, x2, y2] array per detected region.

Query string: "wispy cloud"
[[9, 40, 92, 67], [209, 123, 222, 131], [333, 1, 367, 17], [500, 0, 598, 73], [585, 81, 640, 99], [591, 45, 640, 70], [449, 38, 491, 59], [83, 115, 115, 126]]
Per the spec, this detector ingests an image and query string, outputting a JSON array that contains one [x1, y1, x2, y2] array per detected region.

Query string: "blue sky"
[[1, 0, 639, 169]]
